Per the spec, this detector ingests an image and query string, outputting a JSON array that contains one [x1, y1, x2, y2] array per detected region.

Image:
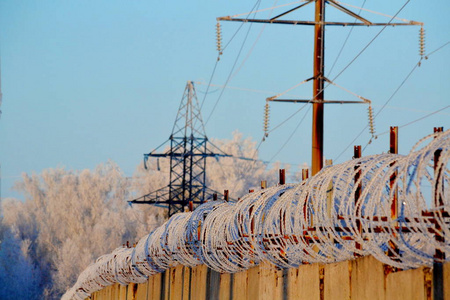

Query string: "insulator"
[[419, 26, 425, 58], [367, 104, 376, 137], [263, 102, 270, 137], [216, 22, 222, 54]]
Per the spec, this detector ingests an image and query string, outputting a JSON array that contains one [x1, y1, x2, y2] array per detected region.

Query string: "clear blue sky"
[[1, 0, 449, 199]]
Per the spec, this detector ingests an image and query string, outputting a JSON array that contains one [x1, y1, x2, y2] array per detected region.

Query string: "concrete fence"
[[89, 256, 450, 300]]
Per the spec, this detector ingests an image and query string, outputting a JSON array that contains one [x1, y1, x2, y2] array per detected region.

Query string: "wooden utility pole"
[[311, 0, 325, 176]]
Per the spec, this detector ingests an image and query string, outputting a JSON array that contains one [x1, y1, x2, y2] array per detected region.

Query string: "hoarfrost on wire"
[[63, 130, 450, 300]]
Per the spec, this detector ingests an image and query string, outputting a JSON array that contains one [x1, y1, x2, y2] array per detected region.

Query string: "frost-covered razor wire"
[[63, 129, 450, 300]]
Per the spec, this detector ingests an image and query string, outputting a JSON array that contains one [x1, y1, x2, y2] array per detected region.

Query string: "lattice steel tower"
[[129, 81, 228, 216]]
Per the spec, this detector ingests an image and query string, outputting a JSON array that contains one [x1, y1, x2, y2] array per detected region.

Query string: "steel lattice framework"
[[129, 81, 230, 216]]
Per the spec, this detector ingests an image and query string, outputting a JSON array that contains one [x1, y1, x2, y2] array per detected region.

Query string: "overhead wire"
[[197, 82, 282, 96], [370, 104, 450, 116], [260, 0, 410, 144], [373, 104, 450, 138], [205, 0, 280, 176], [204, 0, 410, 166], [204, 0, 262, 126], [241, 0, 379, 167], [200, 60, 220, 111], [337, 39, 450, 159], [229, 0, 307, 18], [268, 106, 311, 163], [425, 40, 450, 57], [213, 0, 419, 173], [200, 0, 262, 111], [327, 0, 367, 77], [326, 0, 417, 160], [327, 0, 411, 86], [335, 1, 414, 23], [260, 0, 370, 161], [335, 60, 420, 161], [229, 0, 279, 81]]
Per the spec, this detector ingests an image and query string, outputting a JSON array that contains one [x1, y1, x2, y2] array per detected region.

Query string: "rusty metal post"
[[433, 127, 445, 260], [213, 193, 218, 201], [387, 126, 400, 259], [433, 127, 444, 300], [279, 169, 286, 185], [301, 168, 310, 225], [390, 126, 399, 221], [189, 201, 193, 212], [302, 169, 309, 181], [434, 127, 444, 209], [311, 0, 326, 176], [224, 190, 229, 202], [261, 180, 267, 189], [354, 145, 362, 253]]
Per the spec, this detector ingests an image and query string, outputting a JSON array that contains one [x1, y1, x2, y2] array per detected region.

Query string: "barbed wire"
[[63, 129, 449, 300]]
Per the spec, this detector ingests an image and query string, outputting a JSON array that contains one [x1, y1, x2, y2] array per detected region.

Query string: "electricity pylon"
[[129, 81, 233, 216]]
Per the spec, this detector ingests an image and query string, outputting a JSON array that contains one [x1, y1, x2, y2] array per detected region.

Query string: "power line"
[[261, 1, 412, 139], [205, 0, 262, 126], [268, 106, 311, 163], [230, 0, 279, 81], [268, 103, 309, 134], [334, 60, 419, 161], [200, 0, 263, 112], [210, 1, 416, 169], [200, 60, 220, 111], [335, 38, 450, 160], [327, 0, 367, 77], [327, 0, 411, 85], [375, 105, 450, 138], [261, 1, 412, 165], [425, 41, 450, 58]]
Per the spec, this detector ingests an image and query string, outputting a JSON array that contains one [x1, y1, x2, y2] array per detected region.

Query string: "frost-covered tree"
[[0, 210, 41, 299], [1, 161, 153, 298], [0, 132, 289, 299], [131, 158, 170, 223], [207, 131, 288, 198]]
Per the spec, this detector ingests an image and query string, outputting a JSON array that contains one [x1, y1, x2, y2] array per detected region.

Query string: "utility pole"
[[218, 0, 422, 176], [311, 0, 325, 175]]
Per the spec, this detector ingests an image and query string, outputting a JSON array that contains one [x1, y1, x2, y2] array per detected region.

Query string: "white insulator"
[[419, 27, 425, 58], [367, 105, 376, 136], [216, 22, 222, 54], [263, 102, 270, 137]]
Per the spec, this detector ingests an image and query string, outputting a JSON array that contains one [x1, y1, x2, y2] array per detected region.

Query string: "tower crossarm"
[[128, 186, 171, 207], [217, 0, 423, 27], [217, 17, 421, 27], [128, 186, 234, 206]]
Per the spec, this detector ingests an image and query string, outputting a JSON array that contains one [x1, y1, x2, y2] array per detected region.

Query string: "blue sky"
[[1, 0, 449, 199]]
